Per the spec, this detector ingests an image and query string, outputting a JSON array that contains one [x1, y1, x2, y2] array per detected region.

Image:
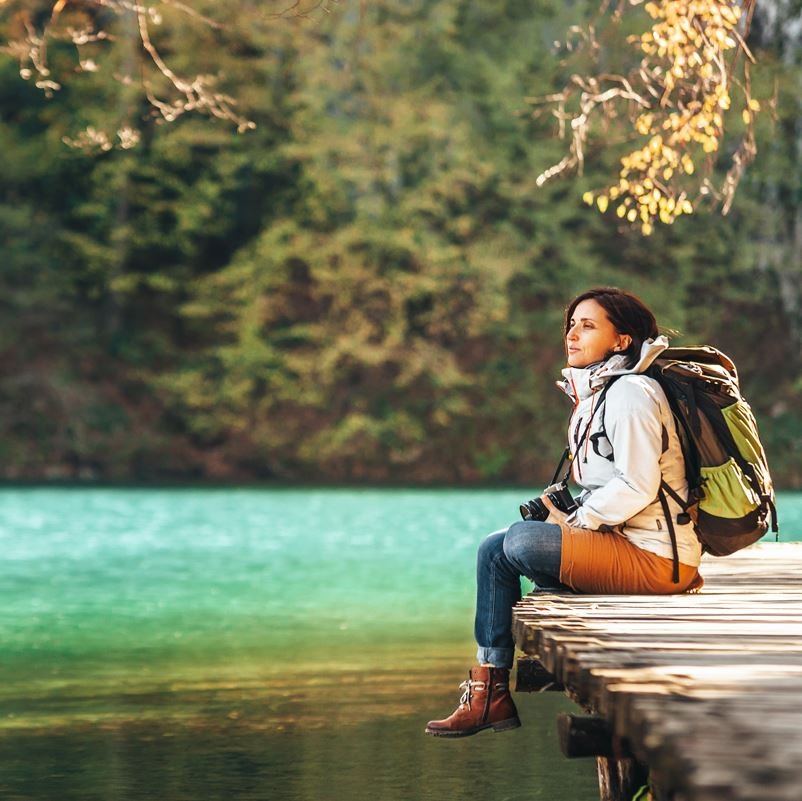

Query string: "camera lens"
[[519, 498, 549, 521]]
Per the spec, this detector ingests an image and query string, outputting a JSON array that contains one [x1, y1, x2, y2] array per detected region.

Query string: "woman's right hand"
[[540, 495, 568, 527]]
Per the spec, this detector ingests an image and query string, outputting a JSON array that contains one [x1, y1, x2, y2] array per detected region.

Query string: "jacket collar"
[[557, 336, 670, 402]]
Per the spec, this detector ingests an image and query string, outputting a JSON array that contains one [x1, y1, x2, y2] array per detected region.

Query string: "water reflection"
[[0, 683, 598, 801]]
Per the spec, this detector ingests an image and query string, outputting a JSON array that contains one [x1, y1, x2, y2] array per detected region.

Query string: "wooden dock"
[[511, 542, 802, 801]]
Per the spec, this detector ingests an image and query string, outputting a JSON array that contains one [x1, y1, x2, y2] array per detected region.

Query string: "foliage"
[[536, 0, 762, 234], [0, 0, 800, 486]]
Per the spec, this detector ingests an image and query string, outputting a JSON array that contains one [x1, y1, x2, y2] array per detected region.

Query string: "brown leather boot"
[[424, 666, 521, 737]]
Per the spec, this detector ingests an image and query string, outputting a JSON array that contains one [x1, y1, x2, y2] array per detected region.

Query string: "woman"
[[425, 287, 703, 738]]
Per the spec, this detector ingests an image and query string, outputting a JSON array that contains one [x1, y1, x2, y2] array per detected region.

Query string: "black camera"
[[519, 480, 578, 521]]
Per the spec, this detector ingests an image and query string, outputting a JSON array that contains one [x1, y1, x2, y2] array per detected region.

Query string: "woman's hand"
[[540, 495, 568, 527]]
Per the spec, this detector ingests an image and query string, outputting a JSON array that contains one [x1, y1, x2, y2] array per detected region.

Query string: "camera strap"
[[550, 446, 571, 485]]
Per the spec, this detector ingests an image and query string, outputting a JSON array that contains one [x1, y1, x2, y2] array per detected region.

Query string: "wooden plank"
[[511, 543, 802, 801]]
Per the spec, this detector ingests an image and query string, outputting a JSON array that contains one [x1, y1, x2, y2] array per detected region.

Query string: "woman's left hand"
[[540, 495, 568, 526]]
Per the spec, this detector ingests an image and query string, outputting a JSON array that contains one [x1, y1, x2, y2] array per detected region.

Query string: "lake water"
[[1, 488, 800, 801]]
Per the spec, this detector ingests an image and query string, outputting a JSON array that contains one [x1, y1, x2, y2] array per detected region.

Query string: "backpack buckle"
[[677, 512, 691, 525]]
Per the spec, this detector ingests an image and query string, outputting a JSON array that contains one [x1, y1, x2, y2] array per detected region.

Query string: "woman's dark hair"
[[564, 287, 659, 363]]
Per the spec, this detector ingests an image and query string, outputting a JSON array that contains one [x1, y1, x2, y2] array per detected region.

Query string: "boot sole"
[[424, 718, 522, 737]]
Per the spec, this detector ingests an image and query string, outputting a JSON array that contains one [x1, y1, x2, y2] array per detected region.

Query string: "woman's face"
[[565, 299, 631, 368]]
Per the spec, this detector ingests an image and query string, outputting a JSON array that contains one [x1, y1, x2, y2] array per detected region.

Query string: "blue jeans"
[[474, 521, 565, 669]]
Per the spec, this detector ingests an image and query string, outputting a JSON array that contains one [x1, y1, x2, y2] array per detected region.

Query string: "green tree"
[[0, 0, 799, 486]]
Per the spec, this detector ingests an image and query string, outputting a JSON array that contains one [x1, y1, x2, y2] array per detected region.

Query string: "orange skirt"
[[559, 524, 704, 594]]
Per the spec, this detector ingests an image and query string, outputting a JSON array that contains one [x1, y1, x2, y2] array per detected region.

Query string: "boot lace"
[[458, 679, 485, 709]]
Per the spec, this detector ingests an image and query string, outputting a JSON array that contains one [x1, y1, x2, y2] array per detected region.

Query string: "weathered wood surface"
[[511, 543, 802, 801]]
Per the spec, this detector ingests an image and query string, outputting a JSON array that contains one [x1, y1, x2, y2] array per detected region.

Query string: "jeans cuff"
[[476, 646, 514, 669]]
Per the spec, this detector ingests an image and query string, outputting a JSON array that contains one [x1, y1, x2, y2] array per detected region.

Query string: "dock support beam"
[[596, 756, 649, 801], [514, 656, 564, 692], [557, 714, 648, 801]]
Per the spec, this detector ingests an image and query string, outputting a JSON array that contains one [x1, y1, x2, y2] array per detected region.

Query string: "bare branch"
[[164, 1, 224, 30], [0, 0, 328, 149]]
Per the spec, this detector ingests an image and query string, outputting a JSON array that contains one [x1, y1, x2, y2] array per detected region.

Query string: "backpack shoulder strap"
[[603, 370, 692, 581], [579, 376, 619, 450], [657, 486, 681, 584]]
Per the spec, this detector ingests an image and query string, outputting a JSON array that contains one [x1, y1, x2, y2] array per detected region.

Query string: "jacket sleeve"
[[568, 378, 663, 529]]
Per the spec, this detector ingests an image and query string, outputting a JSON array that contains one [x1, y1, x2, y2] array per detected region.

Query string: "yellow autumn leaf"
[[749, 98, 761, 111], [597, 196, 609, 213], [582, 191, 594, 206], [742, 110, 751, 124]]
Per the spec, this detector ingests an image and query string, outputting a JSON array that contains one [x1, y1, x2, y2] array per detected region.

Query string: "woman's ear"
[[616, 335, 632, 353]]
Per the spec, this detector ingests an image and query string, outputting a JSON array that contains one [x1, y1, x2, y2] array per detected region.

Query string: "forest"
[[0, 0, 800, 486]]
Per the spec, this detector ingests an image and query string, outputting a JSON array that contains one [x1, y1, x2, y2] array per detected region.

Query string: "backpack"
[[646, 346, 778, 577]]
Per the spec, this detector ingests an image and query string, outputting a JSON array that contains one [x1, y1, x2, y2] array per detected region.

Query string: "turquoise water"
[[1, 488, 800, 800]]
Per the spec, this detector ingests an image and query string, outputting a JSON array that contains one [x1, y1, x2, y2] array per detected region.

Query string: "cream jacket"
[[557, 337, 702, 567]]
